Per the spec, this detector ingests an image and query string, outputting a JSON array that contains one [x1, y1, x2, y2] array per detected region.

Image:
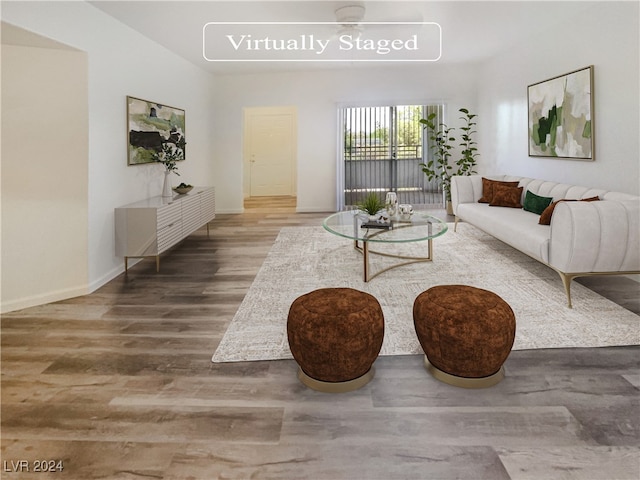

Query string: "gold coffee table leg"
[[363, 241, 370, 281], [356, 238, 433, 282]]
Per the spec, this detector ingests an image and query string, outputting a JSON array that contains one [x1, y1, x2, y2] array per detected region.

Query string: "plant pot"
[[446, 201, 454, 216]]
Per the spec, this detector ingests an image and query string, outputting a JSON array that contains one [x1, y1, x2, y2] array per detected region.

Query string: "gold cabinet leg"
[[156, 256, 160, 273], [124, 257, 129, 273]]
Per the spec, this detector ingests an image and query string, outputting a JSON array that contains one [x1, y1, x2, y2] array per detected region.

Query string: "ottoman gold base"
[[297, 367, 375, 393], [424, 356, 504, 389]]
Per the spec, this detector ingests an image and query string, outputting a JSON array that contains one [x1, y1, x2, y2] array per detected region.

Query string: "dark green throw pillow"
[[523, 190, 553, 215]]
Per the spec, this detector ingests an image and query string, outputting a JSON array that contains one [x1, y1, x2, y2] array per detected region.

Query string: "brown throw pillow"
[[538, 196, 600, 225], [490, 185, 524, 208], [478, 178, 520, 203]]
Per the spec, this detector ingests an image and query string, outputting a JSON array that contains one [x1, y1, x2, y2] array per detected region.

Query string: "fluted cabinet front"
[[115, 186, 215, 271]]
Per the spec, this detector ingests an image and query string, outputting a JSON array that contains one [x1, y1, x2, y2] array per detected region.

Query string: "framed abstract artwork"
[[127, 96, 186, 165], [528, 66, 594, 160]]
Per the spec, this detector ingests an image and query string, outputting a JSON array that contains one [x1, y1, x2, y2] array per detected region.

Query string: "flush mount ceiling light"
[[335, 4, 366, 24], [335, 4, 366, 38]]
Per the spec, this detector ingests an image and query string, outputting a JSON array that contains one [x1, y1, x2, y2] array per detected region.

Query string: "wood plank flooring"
[[2, 197, 639, 479]]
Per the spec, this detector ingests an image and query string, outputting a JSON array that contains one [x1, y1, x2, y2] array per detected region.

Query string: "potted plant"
[[457, 108, 479, 176], [356, 192, 385, 221], [152, 139, 185, 197], [419, 108, 479, 214], [419, 113, 455, 212]]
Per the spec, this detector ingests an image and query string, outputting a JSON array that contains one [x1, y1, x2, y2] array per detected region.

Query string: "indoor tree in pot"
[[419, 113, 455, 213], [457, 108, 479, 177], [419, 108, 479, 214]]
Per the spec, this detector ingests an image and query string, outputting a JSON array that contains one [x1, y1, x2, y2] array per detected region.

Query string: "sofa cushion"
[[538, 196, 600, 225], [457, 203, 551, 263], [478, 178, 520, 203], [523, 190, 553, 215], [490, 185, 523, 208]]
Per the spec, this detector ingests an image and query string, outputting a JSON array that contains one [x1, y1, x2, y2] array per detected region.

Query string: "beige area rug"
[[212, 223, 639, 363]]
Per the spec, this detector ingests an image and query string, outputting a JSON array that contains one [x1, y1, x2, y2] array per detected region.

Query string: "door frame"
[[242, 106, 297, 199]]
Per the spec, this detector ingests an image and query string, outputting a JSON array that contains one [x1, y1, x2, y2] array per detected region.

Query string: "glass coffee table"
[[323, 211, 448, 282]]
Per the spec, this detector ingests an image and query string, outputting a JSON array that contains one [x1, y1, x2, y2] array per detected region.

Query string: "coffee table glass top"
[[323, 210, 448, 243]]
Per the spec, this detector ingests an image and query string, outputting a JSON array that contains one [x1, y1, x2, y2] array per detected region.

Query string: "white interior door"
[[245, 107, 297, 197]]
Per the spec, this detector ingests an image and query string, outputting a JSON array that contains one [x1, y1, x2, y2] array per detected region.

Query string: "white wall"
[[2, 44, 89, 312], [477, 1, 639, 195], [213, 63, 479, 213], [1, 2, 216, 310]]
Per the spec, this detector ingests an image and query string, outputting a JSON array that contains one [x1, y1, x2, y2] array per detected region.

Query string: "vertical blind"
[[339, 104, 445, 210]]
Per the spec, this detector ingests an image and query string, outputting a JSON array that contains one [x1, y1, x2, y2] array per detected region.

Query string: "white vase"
[[162, 170, 172, 197]]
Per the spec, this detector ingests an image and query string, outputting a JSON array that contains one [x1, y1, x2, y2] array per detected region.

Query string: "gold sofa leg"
[[454, 216, 459, 232], [556, 270, 640, 309], [558, 272, 576, 309]]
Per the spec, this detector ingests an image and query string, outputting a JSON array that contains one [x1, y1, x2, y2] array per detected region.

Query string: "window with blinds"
[[339, 104, 445, 210]]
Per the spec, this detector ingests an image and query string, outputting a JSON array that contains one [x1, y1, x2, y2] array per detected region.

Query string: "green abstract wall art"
[[528, 66, 594, 160], [127, 96, 186, 165]]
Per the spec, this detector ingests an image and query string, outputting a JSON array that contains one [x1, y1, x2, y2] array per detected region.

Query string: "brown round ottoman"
[[287, 288, 384, 392], [413, 285, 515, 388]]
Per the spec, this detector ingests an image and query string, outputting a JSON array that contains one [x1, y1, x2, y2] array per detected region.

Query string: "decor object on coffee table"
[[356, 191, 386, 221], [287, 288, 384, 393], [413, 284, 516, 388]]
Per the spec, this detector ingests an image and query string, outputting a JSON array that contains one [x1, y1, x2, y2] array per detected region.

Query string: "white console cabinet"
[[115, 187, 215, 271]]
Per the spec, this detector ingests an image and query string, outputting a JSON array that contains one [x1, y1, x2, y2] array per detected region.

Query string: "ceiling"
[[88, 1, 596, 75], [1, 21, 81, 50]]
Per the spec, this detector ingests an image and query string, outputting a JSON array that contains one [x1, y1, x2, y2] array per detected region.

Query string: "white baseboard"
[[295, 207, 333, 213], [1, 285, 89, 314], [214, 208, 245, 214], [87, 263, 130, 294]]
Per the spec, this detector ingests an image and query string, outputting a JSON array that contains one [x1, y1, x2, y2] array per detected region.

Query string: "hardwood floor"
[[2, 196, 639, 479]]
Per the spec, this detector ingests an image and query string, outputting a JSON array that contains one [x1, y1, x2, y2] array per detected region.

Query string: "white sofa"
[[451, 174, 640, 307]]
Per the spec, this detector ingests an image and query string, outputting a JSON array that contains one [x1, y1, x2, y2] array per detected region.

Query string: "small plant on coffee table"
[[357, 192, 385, 216]]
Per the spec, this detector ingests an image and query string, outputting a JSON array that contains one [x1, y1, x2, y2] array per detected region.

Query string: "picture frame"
[[127, 96, 186, 165], [528, 66, 594, 160]]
